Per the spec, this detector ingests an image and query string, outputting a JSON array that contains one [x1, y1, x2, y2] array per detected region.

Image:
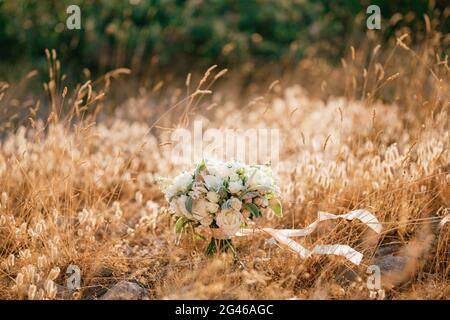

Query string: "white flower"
[[246, 168, 273, 190], [160, 161, 281, 238], [227, 162, 246, 181], [227, 172, 240, 181], [216, 209, 243, 237], [230, 197, 242, 211], [206, 201, 219, 213], [192, 198, 213, 226], [174, 172, 193, 189], [203, 175, 223, 191], [229, 162, 246, 171], [206, 191, 220, 203], [229, 180, 245, 194], [208, 163, 239, 181], [165, 172, 193, 199]]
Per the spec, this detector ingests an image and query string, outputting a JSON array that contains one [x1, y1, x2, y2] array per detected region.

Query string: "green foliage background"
[[0, 0, 448, 79]]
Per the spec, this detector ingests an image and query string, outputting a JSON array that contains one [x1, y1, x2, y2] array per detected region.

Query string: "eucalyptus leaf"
[[244, 202, 261, 218], [175, 217, 187, 233], [269, 198, 283, 217], [185, 197, 193, 213]]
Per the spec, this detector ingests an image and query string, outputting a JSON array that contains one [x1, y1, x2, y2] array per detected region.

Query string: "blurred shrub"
[[0, 0, 448, 79]]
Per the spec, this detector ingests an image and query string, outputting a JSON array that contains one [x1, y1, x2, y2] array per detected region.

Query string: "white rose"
[[206, 201, 219, 213], [216, 209, 243, 237], [229, 181, 244, 194], [230, 197, 242, 211], [206, 191, 220, 203], [192, 198, 213, 226]]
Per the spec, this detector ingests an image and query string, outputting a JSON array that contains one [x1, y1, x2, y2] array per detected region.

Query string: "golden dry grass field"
[[0, 31, 449, 300]]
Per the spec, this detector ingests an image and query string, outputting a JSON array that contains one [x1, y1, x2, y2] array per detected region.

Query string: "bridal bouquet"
[[159, 160, 282, 256]]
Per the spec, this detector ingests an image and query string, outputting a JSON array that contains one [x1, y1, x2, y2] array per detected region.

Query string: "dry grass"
[[0, 34, 448, 300]]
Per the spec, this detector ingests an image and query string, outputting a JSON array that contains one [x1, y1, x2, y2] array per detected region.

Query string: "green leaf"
[[194, 159, 207, 179], [185, 196, 193, 213], [186, 181, 194, 191], [198, 159, 206, 171], [175, 217, 187, 233], [269, 198, 283, 217], [244, 203, 261, 218]]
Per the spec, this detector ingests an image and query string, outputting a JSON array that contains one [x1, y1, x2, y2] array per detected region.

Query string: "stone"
[[372, 255, 416, 288], [374, 255, 410, 274], [99, 281, 148, 300], [56, 283, 73, 300], [375, 243, 401, 257], [335, 266, 360, 286], [82, 285, 108, 300]]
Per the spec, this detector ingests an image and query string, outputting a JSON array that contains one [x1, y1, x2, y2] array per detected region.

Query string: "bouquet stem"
[[205, 237, 239, 261]]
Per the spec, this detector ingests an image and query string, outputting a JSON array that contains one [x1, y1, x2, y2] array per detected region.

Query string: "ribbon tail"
[[313, 244, 363, 265], [318, 209, 382, 234], [236, 209, 381, 265], [263, 229, 311, 259]]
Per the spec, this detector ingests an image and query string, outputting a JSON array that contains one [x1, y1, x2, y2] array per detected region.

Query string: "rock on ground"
[[99, 281, 148, 300], [374, 255, 411, 274]]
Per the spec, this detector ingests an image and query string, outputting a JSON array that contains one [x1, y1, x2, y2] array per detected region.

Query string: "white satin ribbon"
[[236, 209, 382, 265]]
